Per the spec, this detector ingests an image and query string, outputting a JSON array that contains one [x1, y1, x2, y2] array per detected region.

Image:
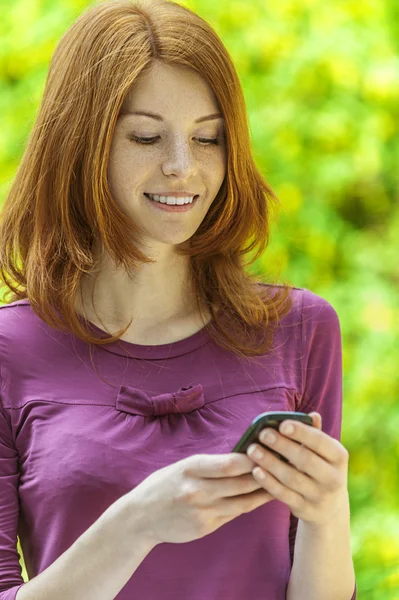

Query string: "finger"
[[257, 431, 348, 486], [260, 435, 330, 482], [249, 446, 322, 502], [277, 419, 345, 464], [212, 472, 265, 499], [222, 486, 274, 516], [184, 453, 255, 479], [251, 467, 305, 513], [308, 411, 322, 430]]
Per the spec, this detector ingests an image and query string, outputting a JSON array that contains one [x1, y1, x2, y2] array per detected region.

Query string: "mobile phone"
[[232, 411, 313, 463]]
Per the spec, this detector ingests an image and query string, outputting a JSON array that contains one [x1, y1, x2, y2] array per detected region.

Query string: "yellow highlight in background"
[[276, 182, 303, 213], [362, 302, 396, 333]]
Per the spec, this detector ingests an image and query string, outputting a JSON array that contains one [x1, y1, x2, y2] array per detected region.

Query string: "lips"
[[144, 192, 199, 212]]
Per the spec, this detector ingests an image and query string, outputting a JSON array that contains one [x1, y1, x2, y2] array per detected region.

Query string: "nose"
[[161, 136, 197, 179]]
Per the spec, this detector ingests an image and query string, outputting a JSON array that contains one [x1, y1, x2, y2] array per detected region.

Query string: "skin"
[[246, 412, 350, 526], [249, 413, 356, 598], [78, 61, 226, 342]]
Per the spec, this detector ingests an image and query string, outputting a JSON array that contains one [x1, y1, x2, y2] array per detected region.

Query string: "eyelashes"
[[129, 135, 220, 146]]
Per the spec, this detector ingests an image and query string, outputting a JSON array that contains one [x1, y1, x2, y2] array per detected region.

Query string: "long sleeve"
[[288, 291, 357, 599], [0, 399, 26, 600], [0, 292, 354, 600]]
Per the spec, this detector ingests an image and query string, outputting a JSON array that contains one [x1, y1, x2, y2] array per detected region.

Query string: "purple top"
[[0, 286, 356, 600]]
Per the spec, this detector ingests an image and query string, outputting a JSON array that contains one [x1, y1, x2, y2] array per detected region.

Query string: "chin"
[[143, 232, 195, 248]]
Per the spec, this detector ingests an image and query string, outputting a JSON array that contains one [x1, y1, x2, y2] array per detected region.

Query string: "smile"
[[144, 193, 199, 212], [145, 193, 196, 205]]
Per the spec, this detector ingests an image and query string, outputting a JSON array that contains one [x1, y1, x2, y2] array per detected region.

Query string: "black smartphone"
[[232, 411, 314, 463]]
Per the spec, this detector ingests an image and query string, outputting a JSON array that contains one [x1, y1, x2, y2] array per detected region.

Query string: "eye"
[[129, 136, 219, 145], [197, 138, 219, 145], [129, 136, 159, 144]]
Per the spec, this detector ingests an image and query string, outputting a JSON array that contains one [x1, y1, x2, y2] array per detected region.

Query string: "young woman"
[[0, 1, 356, 599]]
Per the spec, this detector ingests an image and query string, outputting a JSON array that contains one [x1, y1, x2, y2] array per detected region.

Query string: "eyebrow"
[[119, 110, 223, 123]]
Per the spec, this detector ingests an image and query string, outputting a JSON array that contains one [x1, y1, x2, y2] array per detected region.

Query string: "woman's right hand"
[[131, 453, 274, 545]]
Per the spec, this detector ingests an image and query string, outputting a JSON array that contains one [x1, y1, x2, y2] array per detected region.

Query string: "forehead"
[[120, 62, 220, 119]]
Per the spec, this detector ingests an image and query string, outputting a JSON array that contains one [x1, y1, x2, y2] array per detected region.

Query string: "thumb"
[[185, 453, 254, 478]]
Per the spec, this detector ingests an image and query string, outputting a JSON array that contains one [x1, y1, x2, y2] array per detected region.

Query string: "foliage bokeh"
[[0, 0, 398, 597]]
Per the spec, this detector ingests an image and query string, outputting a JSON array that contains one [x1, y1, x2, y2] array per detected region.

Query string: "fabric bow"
[[116, 383, 205, 416]]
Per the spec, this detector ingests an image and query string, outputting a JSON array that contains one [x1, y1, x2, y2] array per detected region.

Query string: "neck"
[[76, 246, 201, 332]]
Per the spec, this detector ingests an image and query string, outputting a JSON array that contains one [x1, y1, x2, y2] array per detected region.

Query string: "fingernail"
[[262, 430, 276, 444], [248, 445, 263, 460], [281, 423, 294, 435]]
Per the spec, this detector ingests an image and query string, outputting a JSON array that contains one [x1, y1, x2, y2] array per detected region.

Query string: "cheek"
[[210, 155, 227, 190], [199, 149, 226, 177], [107, 148, 150, 192]]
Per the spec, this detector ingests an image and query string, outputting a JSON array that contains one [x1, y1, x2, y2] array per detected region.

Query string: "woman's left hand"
[[246, 412, 350, 526]]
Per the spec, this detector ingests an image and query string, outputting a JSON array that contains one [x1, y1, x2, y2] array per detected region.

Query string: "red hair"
[[0, 0, 294, 358]]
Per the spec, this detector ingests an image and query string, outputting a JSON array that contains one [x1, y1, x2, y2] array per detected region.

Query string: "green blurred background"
[[0, 0, 398, 597]]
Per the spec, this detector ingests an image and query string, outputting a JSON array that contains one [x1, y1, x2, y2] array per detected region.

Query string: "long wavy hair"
[[0, 0, 294, 358]]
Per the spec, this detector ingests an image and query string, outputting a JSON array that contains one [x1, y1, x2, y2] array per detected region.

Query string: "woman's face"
[[108, 61, 227, 249]]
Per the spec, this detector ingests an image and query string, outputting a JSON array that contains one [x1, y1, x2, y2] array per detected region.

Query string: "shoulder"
[[258, 283, 341, 354], [285, 287, 342, 349], [298, 288, 340, 333], [0, 300, 34, 411], [0, 299, 35, 336], [259, 283, 339, 324], [0, 300, 78, 411], [0, 299, 52, 364], [297, 287, 340, 329]]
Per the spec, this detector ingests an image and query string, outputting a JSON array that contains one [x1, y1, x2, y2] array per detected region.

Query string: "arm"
[[287, 491, 356, 600], [0, 402, 156, 600], [287, 293, 356, 599], [15, 492, 156, 600], [0, 379, 156, 600], [247, 292, 356, 599]]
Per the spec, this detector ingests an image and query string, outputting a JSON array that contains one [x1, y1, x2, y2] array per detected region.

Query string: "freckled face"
[[107, 61, 227, 248]]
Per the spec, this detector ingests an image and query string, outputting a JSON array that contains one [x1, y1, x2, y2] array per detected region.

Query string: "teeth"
[[146, 193, 195, 205]]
